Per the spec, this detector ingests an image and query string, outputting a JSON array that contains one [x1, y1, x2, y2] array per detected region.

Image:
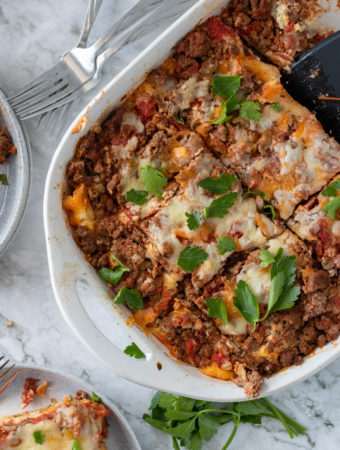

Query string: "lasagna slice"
[[0, 394, 109, 449], [167, 17, 340, 219], [0, 127, 16, 164], [221, 0, 322, 69], [288, 176, 340, 275], [142, 151, 283, 289]]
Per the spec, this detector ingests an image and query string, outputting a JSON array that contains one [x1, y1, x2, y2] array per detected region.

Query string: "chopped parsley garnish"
[[173, 115, 185, 124], [199, 173, 237, 194], [98, 254, 129, 285], [143, 391, 306, 450], [91, 391, 102, 403], [322, 179, 340, 197], [322, 180, 340, 219], [205, 192, 237, 218], [177, 246, 208, 272], [141, 165, 168, 199], [263, 204, 276, 218], [124, 342, 146, 359], [0, 174, 8, 186], [126, 189, 148, 205], [211, 75, 241, 98], [113, 286, 143, 311], [33, 431, 45, 444], [185, 212, 204, 230], [206, 297, 228, 324], [240, 100, 262, 121], [270, 103, 281, 112], [211, 93, 240, 124], [233, 247, 300, 326], [244, 187, 268, 201], [216, 236, 236, 255], [72, 438, 82, 450], [323, 197, 340, 220]]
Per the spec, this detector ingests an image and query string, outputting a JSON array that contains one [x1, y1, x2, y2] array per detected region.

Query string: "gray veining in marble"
[[0, 1, 339, 449]]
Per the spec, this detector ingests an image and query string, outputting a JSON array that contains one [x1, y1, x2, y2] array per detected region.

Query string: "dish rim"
[[43, 0, 340, 401]]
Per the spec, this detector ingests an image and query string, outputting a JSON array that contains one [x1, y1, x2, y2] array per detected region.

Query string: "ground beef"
[[176, 30, 209, 58], [175, 55, 199, 80], [0, 127, 16, 164]]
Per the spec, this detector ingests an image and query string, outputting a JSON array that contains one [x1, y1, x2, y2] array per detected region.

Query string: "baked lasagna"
[[63, 3, 340, 397], [0, 127, 16, 164], [0, 392, 109, 449]]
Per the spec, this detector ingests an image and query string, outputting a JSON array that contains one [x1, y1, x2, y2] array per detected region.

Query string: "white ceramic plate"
[[44, 0, 340, 402], [0, 365, 140, 450]]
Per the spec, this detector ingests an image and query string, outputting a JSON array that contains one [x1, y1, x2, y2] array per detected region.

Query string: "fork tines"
[[0, 356, 20, 395]]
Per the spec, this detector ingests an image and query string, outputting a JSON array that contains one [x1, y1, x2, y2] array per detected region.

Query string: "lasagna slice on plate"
[[0, 394, 109, 449]]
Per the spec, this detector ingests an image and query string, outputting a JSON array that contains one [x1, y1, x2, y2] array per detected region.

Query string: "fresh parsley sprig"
[[205, 192, 237, 218], [244, 187, 268, 201], [141, 165, 168, 199], [178, 246, 208, 272], [33, 431, 45, 444], [91, 392, 102, 403], [186, 212, 204, 230], [216, 236, 236, 255], [0, 174, 8, 186], [206, 298, 228, 324], [143, 392, 306, 450], [113, 286, 144, 311], [199, 174, 237, 194], [233, 247, 300, 326], [124, 342, 146, 359], [126, 189, 148, 205], [321, 180, 340, 219], [98, 254, 129, 285]]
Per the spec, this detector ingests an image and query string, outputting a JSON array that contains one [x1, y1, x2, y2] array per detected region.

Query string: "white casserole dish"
[[44, 0, 340, 401]]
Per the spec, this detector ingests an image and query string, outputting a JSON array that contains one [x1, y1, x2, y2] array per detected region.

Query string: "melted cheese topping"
[[237, 263, 271, 304], [62, 184, 95, 230]]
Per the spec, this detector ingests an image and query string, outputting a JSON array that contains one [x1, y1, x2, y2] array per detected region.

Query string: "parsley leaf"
[[33, 431, 45, 445], [173, 115, 185, 124], [91, 391, 102, 402], [259, 249, 276, 268], [126, 189, 148, 205], [323, 197, 340, 220], [177, 246, 208, 272], [205, 192, 237, 218], [113, 286, 143, 311], [0, 174, 8, 186], [211, 93, 240, 125], [240, 100, 262, 121], [144, 391, 306, 450], [199, 173, 237, 194], [186, 212, 204, 230], [211, 75, 241, 98], [270, 103, 281, 112], [244, 187, 268, 201], [216, 236, 236, 255], [263, 204, 275, 218], [206, 298, 228, 324], [270, 285, 301, 314], [98, 254, 129, 285], [322, 179, 340, 197], [72, 438, 82, 450], [124, 342, 146, 359], [233, 280, 259, 327], [141, 165, 168, 199]]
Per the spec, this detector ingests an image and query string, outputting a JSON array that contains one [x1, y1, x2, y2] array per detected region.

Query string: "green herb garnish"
[[91, 392, 102, 403], [143, 391, 306, 450], [322, 180, 340, 197], [72, 438, 82, 450], [173, 115, 185, 124], [234, 247, 300, 326], [199, 174, 237, 194], [177, 246, 208, 272], [185, 212, 204, 230], [113, 286, 143, 311], [98, 254, 129, 285], [211, 75, 241, 98], [141, 165, 168, 199], [244, 187, 268, 201], [206, 297, 228, 324], [33, 431, 45, 445], [216, 236, 236, 255], [124, 342, 146, 359], [263, 204, 275, 218], [205, 192, 237, 218], [0, 174, 8, 186], [126, 189, 148, 205], [323, 197, 340, 220], [211, 93, 240, 124], [270, 103, 281, 112], [240, 100, 262, 121]]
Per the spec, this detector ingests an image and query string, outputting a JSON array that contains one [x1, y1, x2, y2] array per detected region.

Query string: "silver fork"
[[0, 356, 20, 395], [8, 0, 166, 120]]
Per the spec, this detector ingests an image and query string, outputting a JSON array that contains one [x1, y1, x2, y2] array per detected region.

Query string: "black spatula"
[[282, 30, 340, 142]]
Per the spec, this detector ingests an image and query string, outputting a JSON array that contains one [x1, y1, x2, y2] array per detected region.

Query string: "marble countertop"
[[0, 1, 339, 449]]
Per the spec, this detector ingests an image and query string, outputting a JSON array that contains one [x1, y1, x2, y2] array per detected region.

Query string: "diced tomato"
[[207, 17, 235, 41], [286, 22, 295, 32], [172, 315, 189, 328], [185, 338, 198, 355], [136, 95, 156, 122], [318, 228, 330, 245], [124, 207, 134, 220], [211, 351, 224, 367]]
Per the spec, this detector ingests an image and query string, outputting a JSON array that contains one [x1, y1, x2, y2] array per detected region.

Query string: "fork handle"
[[77, 0, 104, 48]]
